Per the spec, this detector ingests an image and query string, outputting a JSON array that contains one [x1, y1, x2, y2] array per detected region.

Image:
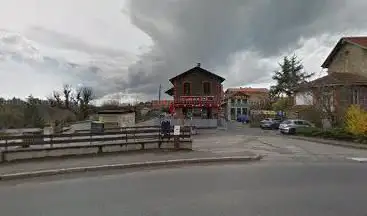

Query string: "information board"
[[173, 125, 180, 135]]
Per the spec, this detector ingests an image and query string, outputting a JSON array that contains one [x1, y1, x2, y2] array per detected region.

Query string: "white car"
[[279, 119, 314, 134]]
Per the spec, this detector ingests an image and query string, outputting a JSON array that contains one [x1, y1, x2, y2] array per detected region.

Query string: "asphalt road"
[[194, 122, 367, 163], [1, 162, 367, 216], [1, 121, 367, 215]]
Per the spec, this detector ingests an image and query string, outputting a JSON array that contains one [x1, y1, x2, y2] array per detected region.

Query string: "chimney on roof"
[[197, 63, 201, 67]]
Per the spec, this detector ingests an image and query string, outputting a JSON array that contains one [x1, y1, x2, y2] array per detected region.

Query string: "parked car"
[[260, 118, 282, 130], [279, 119, 314, 134], [237, 115, 249, 123]]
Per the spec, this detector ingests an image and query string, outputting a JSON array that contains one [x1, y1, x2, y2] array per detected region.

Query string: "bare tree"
[[53, 91, 63, 108], [76, 87, 94, 120], [297, 81, 351, 128], [62, 84, 72, 109]]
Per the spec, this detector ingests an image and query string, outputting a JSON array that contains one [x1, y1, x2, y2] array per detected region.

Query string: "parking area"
[[192, 121, 367, 163]]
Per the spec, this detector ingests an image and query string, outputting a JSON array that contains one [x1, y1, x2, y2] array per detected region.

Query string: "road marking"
[[347, 157, 367, 162]]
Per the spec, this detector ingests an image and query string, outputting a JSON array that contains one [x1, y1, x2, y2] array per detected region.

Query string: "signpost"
[[173, 125, 180, 135], [173, 125, 180, 149]]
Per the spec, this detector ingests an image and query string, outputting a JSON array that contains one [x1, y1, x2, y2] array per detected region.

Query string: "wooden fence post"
[[158, 126, 162, 149], [125, 128, 128, 143], [1, 137, 8, 162], [133, 128, 136, 141], [50, 135, 53, 148]]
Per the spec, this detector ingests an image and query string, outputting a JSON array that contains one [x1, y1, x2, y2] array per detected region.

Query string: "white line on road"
[[347, 157, 367, 162]]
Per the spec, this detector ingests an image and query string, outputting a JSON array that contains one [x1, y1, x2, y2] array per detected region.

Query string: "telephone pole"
[[158, 84, 162, 124], [158, 84, 161, 104]]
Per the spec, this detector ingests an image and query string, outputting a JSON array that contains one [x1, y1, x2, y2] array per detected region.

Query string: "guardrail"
[[0, 125, 192, 162]]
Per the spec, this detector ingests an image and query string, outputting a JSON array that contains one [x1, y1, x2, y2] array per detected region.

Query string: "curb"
[[288, 136, 367, 150], [0, 155, 263, 181]]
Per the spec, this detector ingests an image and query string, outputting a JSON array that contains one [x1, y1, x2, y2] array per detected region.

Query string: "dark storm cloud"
[[25, 26, 135, 59], [125, 0, 367, 97]]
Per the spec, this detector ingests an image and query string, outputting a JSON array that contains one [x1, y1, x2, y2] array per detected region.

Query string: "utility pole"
[[158, 84, 161, 104], [158, 84, 162, 124]]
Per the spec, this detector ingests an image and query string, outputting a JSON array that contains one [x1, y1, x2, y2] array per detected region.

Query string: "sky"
[[1, 0, 367, 104]]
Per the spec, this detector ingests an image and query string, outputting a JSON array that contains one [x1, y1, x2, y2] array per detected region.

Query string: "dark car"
[[260, 118, 281, 130], [237, 115, 249, 123]]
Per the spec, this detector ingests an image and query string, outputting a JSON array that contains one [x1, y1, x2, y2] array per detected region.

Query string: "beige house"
[[322, 37, 367, 76], [98, 110, 135, 128], [295, 36, 367, 125]]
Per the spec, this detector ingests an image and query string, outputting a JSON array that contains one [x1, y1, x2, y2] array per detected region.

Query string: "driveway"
[[193, 121, 367, 163]]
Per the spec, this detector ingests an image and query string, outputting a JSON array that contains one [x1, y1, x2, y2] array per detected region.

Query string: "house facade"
[[165, 63, 225, 120], [223, 87, 269, 120], [222, 91, 250, 120], [295, 37, 367, 109], [295, 37, 367, 126]]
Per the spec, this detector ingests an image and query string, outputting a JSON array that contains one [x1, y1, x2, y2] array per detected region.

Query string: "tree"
[[53, 91, 63, 108], [270, 55, 314, 98], [272, 97, 293, 111], [101, 100, 122, 110], [76, 86, 94, 120], [62, 84, 72, 109], [24, 95, 44, 128], [312, 84, 354, 128], [345, 105, 367, 136]]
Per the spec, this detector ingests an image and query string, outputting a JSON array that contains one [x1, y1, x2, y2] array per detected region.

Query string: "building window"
[[242, 99, 248, 104], [242, 108, 248, 115], [230, 108, 236, 120], [237, 108, 241, 116], [183, 82, 191, 96], [203, 82, 211, 95], [352, 89, 360, 104], [231, 99, 235, 104]]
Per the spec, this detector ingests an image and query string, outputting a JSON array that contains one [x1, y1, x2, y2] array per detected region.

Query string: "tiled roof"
[[344, 37, 367, 48], [169, 65, 225, 83], [224, 90, 250, 100], [298, 72, 367, 90]]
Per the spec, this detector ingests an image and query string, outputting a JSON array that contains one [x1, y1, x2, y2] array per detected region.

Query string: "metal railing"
[[0, 125, 192, 162]]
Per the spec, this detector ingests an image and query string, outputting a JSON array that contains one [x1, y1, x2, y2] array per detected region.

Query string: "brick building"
[[165, 63, 225, 120]]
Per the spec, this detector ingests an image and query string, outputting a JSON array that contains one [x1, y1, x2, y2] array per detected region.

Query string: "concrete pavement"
[[1, 163, 367, 216], [193, 121, 367, 163]]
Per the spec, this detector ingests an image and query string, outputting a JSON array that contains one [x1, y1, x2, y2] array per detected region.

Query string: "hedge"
[[296, 127, 366, 143]]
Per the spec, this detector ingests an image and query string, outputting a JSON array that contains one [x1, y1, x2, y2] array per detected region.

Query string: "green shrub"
[[319, 128, 355, 141], [355, 134, 367, 143], [297, 127, 358, 142], [296, 127, 321, 136]]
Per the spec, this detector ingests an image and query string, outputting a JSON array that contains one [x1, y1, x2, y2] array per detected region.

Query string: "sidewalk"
[[0, 150, 256, 175], [289, 136, 367, 150]]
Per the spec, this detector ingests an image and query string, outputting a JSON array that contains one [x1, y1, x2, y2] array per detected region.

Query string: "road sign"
[[173, 125, 180, 135]]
